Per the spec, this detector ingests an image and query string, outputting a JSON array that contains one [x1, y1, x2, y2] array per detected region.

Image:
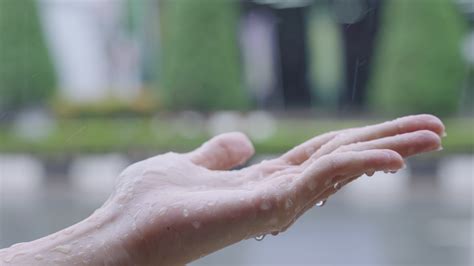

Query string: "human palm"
[[104, 114, 444, 265]]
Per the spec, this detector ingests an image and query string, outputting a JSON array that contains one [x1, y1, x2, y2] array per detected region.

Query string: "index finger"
[[280, 114, 445, 165]]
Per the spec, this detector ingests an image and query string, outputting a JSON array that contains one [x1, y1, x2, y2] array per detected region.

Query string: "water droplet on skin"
[[389, 170, 398, 174], [34, 254, 43, 261], [366, 170, 375, 176], [383, 170, 390, 174], [316, 200, 326, 207], [333, 182, 341, 190], [269, 218, 279, 225], [4, 254, 15, 263], [132, 220, 137, 231], [183, 209, 189, 217], [260, 201, 271, 211], [63, 228, 74, 235], [192, 221, 201, 229], [255, 234, 265, 241], [10, 243, 24, 248], [158, 207, 168, 216], [52, 244, 72, 254], [271, 231, 279, 236], [117, 194, 129, 203]]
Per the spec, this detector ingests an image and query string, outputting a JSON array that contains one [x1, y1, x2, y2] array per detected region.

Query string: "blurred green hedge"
[[161, 0, 249, 110], [369, 0, 467, 116], [0, 0, 56, 109], [0, 117, 472, 154]]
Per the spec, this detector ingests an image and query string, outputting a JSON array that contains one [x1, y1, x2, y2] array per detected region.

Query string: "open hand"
[[106, 114, 444, 265], [0, 114, 444, 266]]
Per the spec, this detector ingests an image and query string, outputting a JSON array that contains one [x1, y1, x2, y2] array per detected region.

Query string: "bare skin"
[[0, 114, 445, 265]]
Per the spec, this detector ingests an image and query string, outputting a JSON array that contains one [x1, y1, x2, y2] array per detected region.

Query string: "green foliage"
[[0, 0, 56, 109], [0, 117, 472, 154], [161, 0, 249, 110], [369, 0, 467, 116]]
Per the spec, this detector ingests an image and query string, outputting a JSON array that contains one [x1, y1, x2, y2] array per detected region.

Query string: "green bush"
[[161, 0, 249, 110], [0, 0, 55, 108], [0, 0, 56, 109], [369, 0, 467, 116]]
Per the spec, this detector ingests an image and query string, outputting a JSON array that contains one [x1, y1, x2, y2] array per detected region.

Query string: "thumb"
[[187, 132, 255, 170]]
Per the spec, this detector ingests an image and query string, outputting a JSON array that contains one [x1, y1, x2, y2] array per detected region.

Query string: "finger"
[[279, 131, 339, 165], [313, 114, 445, 159], [291, 149, 404, 215], [265, 150, 403, 233], [279, 174, 361, 233], [187, 132, 255, 170], [332, 130, 442, 158]]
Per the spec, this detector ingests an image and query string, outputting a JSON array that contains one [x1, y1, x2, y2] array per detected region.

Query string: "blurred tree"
[[161, 0, 248, 110], [369, 0, 467, 116], [0, 0, 56, 110]]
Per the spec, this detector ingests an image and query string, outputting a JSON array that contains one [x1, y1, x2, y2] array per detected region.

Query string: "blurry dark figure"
[[242, 1, 312, 109], [275, 6, 312, 109], [242, 0, 384, 110], [332, 0, 384, 111]]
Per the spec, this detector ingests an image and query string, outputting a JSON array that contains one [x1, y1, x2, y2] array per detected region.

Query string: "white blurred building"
[[37, 0, 143, 103]]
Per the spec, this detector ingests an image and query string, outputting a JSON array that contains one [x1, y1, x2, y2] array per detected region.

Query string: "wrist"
[[0, 203, 131, 265]]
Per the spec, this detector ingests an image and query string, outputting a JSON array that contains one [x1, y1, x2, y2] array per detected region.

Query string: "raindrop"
[[366, 170, 375, 176], [63, 228, 74, 235], [132, 220, 137, 231], [389, 170, 398, 174], [182, 209, 189, 217], [192, 221, 201, 229], [260, 201, 271, 211], [316, 200, 326, 207], [255, 234, 265, 241], [158, 207, 168, 216], [52, 244, 72, 254], [284, 199, 293, 209], [333, 182, 341, 190], [3, 254, 14, 263], [10, 243, 24, 248]]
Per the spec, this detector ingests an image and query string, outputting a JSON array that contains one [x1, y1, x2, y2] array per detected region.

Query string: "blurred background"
[[0, 0, 473, 265]]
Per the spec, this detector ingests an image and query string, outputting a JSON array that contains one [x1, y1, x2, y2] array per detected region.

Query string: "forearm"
[[0, 205, 131, 265]]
